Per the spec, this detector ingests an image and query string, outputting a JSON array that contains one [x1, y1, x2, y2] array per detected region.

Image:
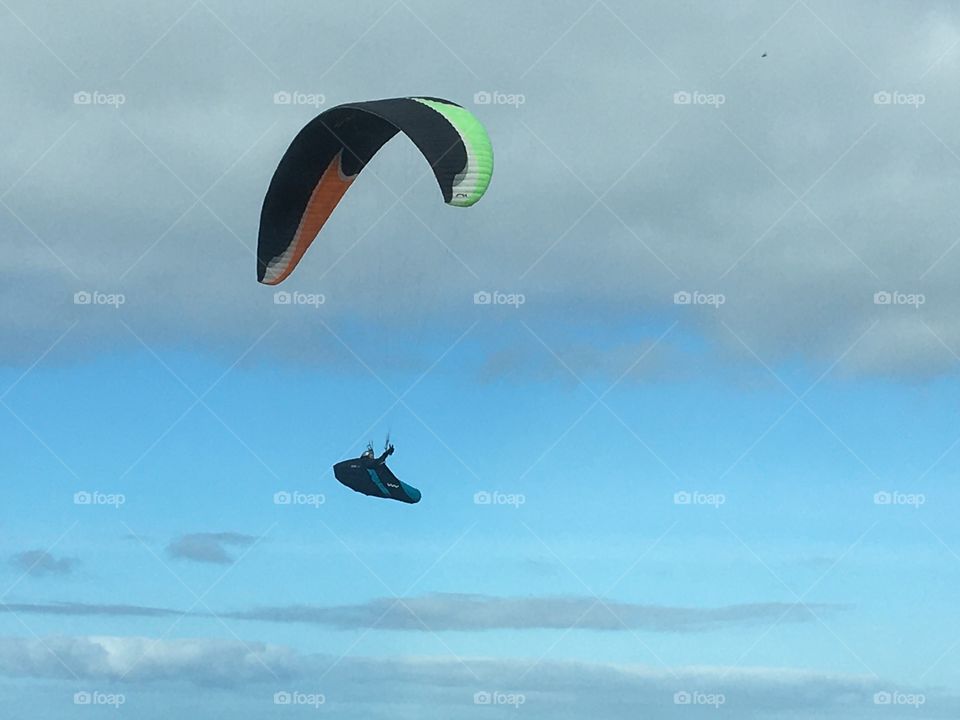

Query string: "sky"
[[2, 0, 960, 717]]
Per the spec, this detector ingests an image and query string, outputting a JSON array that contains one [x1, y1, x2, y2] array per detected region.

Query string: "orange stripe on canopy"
[[263, 151, 356, 286]]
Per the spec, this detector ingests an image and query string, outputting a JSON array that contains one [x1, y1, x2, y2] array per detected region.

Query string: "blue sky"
[[3, 0, 960, 717]]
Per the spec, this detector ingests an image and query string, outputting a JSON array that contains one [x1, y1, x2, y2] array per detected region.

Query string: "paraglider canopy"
[[258, 96, 494, 285]]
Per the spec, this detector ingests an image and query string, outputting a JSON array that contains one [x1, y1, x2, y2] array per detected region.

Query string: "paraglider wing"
[[258, 96, 494, 285], [333, 457, 421, 504]]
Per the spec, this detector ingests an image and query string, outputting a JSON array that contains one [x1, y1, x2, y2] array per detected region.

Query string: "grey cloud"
[[0, 602, 178, 618], [165, 532, 257, 564], [231, 593, 846, 631], [1, 593, 846, 632], [4, 1, 960, 381], [9, 550, 78, 577]]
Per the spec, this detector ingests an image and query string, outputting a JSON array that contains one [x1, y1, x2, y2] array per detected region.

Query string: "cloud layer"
[[231, 593, 846, 632], [2, 592, 844, 632]]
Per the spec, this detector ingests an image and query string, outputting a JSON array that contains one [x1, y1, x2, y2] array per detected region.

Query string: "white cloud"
[[0, 634, 949, 718]]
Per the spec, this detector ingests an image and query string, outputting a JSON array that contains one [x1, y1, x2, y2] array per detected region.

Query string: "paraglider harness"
[[333, 440, 420, 504]]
